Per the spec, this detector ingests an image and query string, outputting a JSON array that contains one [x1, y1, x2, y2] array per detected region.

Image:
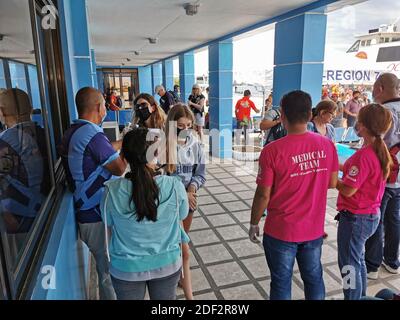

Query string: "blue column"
[[138, 66, 152, 94], [209, 40, 233, 159], [97, 69, 104, 93], [90, 49, 98, 89], [179, 51, 195, 102], [152, 62, 163, 94], [273, 9, 327, 106], [162, 59, 174, 91], [58, 0, 93, 121]]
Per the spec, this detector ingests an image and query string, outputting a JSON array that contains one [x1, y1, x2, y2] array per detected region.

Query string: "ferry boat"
[[323, 18, 400, 85]]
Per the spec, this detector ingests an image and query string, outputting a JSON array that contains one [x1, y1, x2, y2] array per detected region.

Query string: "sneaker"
[[367, 271, 379, 280], [382, 262, 400, 274]]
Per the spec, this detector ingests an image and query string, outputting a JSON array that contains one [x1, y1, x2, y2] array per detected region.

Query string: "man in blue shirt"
[[59, 87, 126, 300]]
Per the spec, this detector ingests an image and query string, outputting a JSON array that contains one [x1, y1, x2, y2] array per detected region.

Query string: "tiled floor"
[[178, 158, 400, 300]]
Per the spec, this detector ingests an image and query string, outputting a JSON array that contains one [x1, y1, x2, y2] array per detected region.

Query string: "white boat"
[[323, 18, 400, 85]]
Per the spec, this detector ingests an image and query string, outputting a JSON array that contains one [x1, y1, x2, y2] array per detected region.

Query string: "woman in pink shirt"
[[336, 104, 393, 300]]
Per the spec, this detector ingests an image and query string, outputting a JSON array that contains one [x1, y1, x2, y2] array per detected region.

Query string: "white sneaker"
[[367, 271, 379, 280], [382, 262, 400, 274]]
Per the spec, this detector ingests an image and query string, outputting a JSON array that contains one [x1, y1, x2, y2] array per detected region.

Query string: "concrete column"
[[208, 40, 233, 159], [162, 59, 174, 91], [58, 0, 93, 121], [179, 51, 195, 102], [90, 49, 98, 89], [273, 8, 327, 106]]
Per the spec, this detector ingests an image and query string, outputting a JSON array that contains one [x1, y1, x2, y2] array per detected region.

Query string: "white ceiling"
[[0, 0, 367, 68], [0, 0, 35, 65], [88, 0, 365, 67]]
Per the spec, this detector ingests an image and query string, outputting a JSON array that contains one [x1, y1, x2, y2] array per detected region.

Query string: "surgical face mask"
[[177, 128, 193, 143], [135, 103, 152, 123]]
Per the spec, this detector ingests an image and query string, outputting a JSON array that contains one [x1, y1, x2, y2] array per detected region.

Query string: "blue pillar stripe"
[[273, 10, 327, 107], [138, 66, 152, 94], [152, 62, 163, 94], [179, 51, 195, 102], [208, 40, 233, 159], [162, 59, 174, 91]]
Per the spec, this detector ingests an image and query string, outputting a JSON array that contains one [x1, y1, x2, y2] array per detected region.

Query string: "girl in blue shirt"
[[100, 128, 189, 300]]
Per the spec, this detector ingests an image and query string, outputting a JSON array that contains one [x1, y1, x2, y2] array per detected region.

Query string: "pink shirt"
[[337, 145, 386, 214], [256, 132, 339, 242]]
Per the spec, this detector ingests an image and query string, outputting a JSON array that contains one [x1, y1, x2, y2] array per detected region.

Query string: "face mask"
[[177, 128, 193, 143], [135, 103, 152, 123]]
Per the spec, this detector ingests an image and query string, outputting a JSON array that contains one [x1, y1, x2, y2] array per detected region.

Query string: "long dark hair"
[[133, 93, 166, 129], [122, 128, 159, 222], [358, 104, 393, 180]]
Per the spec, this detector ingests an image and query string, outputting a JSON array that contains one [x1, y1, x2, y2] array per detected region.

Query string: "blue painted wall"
[[209, 40, 233, 158], [27, 65, 41, 110], [58, 0, 93, 121], [273, 11, 327, 106], [151, 62, 163, 93], [179, 51, 195, 102], [90, 49, 99, 89], [0, 59, 6, 89], [30, 193, 89, 300], [138, 66, 152, 94], [162, 59, 174, 91]]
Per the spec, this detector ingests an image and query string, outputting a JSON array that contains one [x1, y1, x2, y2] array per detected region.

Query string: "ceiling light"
[[134, 51, 140, 56], [148, 38, 158, 44], [184, 3, 200, 16], [0, 34, 4, 41], [126, 58, 131, 62]]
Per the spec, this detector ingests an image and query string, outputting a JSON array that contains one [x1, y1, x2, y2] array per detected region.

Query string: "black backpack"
[[264, 109, 287, 146], [168, 90, 181, 104]]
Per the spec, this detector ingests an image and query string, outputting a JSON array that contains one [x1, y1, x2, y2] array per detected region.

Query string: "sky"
[[174, 0, 400, 85]]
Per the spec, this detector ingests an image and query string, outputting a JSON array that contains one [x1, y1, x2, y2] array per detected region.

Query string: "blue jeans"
[[111, 269, 181, 300], [365, 188, 400, 272], [263, 234, 325, 300], [337, 211, 380, 300]]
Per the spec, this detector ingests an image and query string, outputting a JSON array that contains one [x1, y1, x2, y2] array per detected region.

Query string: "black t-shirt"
[[159, 91, 175, 114], [188, 94, 205, 114]]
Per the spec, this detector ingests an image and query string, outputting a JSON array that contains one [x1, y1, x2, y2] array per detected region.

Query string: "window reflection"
[[0, 89, 50, 265]]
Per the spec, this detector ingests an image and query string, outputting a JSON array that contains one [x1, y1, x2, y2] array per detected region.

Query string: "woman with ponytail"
[[100, 128, 189, 300], [336, 103, 393, 300]]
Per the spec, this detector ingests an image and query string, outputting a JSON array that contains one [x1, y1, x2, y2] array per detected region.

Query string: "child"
[[166, 104, 206, 300], [336, 103, 393, 300]]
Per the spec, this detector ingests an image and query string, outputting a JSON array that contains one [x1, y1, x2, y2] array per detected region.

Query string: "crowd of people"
[[3, 73, 398, 301]]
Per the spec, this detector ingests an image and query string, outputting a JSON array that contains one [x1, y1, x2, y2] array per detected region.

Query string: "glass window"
[[366, 40, 371, 46], [377, 46, 400, 62], [346, 40, 360, 53], [361, 40, 366, 46], [9, 62, 28, 93], [0, 60, 6, 90], [0, 0, 53, 280]]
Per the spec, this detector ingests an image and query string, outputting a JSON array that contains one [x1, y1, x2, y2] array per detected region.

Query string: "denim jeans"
[[337, 211, 380, 300], [79, 222, 116, 300], [365, 188, 400, 272], [263, 234, 325, 300], [111, 269, 181, 300]]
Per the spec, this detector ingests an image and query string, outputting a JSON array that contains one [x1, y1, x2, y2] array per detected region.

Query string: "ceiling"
[[87, 0, 365, 67], [0, 0, 366, 68], [0, 0, 35, 65]]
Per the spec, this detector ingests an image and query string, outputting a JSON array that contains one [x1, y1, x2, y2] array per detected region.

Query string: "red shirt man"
[[235, 90, 260, 123]]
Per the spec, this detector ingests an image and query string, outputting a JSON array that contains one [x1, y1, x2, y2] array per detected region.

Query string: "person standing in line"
[[235, 89, 260, 145], [165, 104, 207, 300], [331, 93, 344, 128], [344, 91, 362, 127], [59, 87, 127, 300], [101, 128, 189, 300], [188, 84, 206, 142], [155, 85, 175, 115], [250, 90, 338, 300], [365, 73, 400, 279], [131, 93, 166, 130], [336, 104, 392, 300]]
